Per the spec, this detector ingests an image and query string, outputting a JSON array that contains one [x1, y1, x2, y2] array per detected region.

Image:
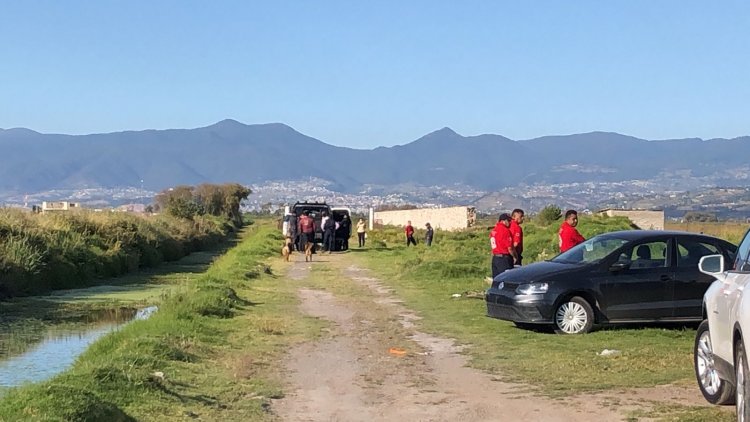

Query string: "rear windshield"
[[293, 205, 329, 215]]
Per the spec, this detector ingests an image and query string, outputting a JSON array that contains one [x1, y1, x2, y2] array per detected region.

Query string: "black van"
[[285, 201, 330, 246]]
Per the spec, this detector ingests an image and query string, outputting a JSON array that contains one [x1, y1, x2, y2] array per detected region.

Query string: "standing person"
[[559, 209, 585, 253], [337, 215, 350, 250], [405, 220, 417, 246], [490, 213, 518, 278], [322, 211, 335, 253], [424, 222, 434, 246], [356, 218, 367, 247], [298, 211, 315, 251], [509, 209, 524, 266]]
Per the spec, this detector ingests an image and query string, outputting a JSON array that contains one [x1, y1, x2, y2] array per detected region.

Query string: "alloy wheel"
[[555, 302, 588, 334], [696, 330, 721, 396]]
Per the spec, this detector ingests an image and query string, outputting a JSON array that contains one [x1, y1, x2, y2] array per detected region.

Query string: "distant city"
[[2, 177, 749, 220]]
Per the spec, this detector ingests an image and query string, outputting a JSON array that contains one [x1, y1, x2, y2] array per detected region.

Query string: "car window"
[[620, 241, 668, 269], [677, 239, 721, 268], [552, 236, 629, 264], [734, 229, 750, 272]]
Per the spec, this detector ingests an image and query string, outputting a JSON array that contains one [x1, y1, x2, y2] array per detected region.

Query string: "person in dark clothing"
[[322, 211, 335, 253], [424, 222, 434, 246], [405, 221, 417, 246], [337, 215, 350, 251]]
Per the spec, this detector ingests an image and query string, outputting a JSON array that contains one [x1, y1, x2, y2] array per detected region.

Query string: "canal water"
[[0, 306, 157, 388]]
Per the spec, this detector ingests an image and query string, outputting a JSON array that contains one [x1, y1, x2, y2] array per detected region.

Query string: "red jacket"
[[298, 215, 314, 234], [405, 224, 414, 237], [509, 220, 523, 255], [559, 221, 585, 252], [490, 222, 513, 255]]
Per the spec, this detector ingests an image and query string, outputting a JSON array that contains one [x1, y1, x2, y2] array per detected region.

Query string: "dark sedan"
[[485, 230, 737, 334]]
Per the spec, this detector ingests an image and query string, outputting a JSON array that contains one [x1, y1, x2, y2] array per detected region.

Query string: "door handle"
[[660, 275, 672, 281]]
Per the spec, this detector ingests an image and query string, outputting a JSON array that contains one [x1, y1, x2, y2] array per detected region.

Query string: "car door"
[[673, 236, 727, 318], [601, 238, 674, 321], [711, 230, 750, 360]]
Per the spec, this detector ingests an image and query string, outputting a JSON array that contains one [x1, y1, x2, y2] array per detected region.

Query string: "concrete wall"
[[41, 201, 80, 213], [372, 207, 476, 231], [599, 209, 664, 230]]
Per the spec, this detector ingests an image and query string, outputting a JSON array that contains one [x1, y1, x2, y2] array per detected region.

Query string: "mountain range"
[[1, 119, 749, 194]]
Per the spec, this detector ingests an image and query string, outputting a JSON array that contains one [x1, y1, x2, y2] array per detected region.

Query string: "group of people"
[[404, 220, 434, 247], [285, 210, 353, 253], [489, 209, 585, 278]]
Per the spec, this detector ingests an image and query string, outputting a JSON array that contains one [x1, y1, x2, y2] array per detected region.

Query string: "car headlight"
[[515, 283, 549, 295]]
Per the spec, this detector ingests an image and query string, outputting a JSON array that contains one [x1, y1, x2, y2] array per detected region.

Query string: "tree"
[[536, 205, 562, 225], [195, 184, 225, 216], [154, 185, 204, 219], [153, 183, 251, 224], [221, 183, 251, 225], [684, 211, 718, 223]]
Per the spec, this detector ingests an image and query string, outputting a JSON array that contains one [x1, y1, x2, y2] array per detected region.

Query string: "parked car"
[[694, 228, 750, 420], [485, 230, 737, 334]]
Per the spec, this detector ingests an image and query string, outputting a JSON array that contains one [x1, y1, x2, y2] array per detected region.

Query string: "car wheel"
[[737, 340, 750, 421], [553, 296, 594, 334], [694, 320, 734, 404]]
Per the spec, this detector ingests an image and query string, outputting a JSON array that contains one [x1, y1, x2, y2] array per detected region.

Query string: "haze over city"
[[2, 1, 749, 149]]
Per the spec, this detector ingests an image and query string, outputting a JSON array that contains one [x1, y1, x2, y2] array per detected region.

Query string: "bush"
[[0, 209, 236, 298], [536, 205, 562, 226]]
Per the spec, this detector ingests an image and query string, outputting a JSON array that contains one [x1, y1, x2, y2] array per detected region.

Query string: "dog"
[[281, 237, 292, 262], [304, 241, 313, 262]]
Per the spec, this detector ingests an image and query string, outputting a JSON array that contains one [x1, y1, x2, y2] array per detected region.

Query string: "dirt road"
[[272, 253, 713, 422]]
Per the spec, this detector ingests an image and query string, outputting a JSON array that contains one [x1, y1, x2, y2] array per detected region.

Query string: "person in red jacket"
[[405, 220, 417, 246], [559, 209, 585, 253], [509, 209, 525, 266], [298, 211, 316, 251], [490, 213, 518, 278]]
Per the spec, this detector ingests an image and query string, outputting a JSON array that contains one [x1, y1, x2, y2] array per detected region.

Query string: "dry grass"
[[665, 221, 748, 244]]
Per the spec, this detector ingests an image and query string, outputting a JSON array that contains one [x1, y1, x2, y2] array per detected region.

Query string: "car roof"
[[596, 230, 726, 242]]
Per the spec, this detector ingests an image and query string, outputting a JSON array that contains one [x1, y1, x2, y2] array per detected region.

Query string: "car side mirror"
[[699, 254, 724, 275], [609, 261, 630, 272]]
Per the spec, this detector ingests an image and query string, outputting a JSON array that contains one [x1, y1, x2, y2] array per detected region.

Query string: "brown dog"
[[281, 237, 292, 262], [304, 241, 313, 262]]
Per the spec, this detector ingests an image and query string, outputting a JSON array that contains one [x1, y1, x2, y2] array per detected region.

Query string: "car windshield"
[[551, 236, 629, 264]]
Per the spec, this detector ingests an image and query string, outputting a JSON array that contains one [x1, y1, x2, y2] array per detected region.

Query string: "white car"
[[694, 228, 750, 421]]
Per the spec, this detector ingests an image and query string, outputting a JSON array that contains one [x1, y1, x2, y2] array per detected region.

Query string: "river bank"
[[0, 248, 222, 395], [0, 221, 305, 420]]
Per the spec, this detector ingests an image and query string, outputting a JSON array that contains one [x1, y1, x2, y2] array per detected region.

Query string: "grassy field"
[[356, 216, 735, 421], [1, 215, 743, 421], [0, 220, 319, 421], [666, 221, 748, 244]]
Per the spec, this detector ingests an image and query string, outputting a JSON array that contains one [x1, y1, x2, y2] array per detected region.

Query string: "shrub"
[[536, 205, 562, 226], [0, 208, 237, 298]]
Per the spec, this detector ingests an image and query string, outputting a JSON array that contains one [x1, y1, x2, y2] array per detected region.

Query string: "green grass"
[[355, 216, 702, 396], [628, 403, 733, 422], [0, 208, 237, 298], [0, 220, 321, 421]]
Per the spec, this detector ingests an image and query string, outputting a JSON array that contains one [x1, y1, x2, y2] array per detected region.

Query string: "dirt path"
[[272, 253, 713, 421]]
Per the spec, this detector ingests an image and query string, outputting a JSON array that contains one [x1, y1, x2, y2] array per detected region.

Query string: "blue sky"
[[1, 1, 748, 148]]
